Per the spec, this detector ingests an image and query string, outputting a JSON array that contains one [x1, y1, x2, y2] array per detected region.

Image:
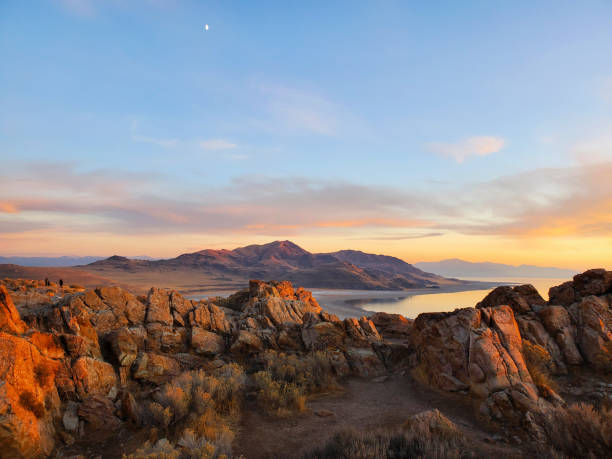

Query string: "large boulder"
[[538, 306, 583, 365], [230, 330, 263, 354], [190, 328, 225, 355], [476, 284, 546, 314], [189, 303, 232, 334], [369, 312, 412, 339], [248, 280, 322, 326], [145, 288, 173, 325], [549, 269, 612, 307], [570, 295, 612, 369], [409, 306, 539, 421], [132, 352, 180, 383], [71, 356, 118, 399]]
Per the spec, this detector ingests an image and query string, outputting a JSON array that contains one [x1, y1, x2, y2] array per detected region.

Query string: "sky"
[[1, 0, 611, 270]]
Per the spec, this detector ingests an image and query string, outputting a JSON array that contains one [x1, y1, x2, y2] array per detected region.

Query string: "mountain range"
[[0, 255, 157, 267], [414, 258, 578, 279], [83, 240, 461, 291]]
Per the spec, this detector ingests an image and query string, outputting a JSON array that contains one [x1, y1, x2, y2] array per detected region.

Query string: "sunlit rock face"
[[407, 305, 540, 421], [0, 270, 609, 457], [0, 279, 391, 456]]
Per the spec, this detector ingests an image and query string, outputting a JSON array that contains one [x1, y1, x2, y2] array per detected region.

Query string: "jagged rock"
[[571, 295, 612, 368], [549, 269, 612, 307], [409, 306, 538, 421], [369, 312, 412, 338], [29, 331, 65, 359], [0, 285, 27, 334], [249, 280, 321, 326], [107, 329, 139, 367], [476, 284, 546, 314], [191, 328, 225, 355], [132, 352, 180, 383], [145, 288, 173, 325], [118, 391, 139, 424], [95, 286, 146, 325], [189, 303, 231, 334], [0, 331, 61, 457], [342, 317, 382, 345], [515, 315, 566, 374], [72, 357, 118, 399], [538, 306, 583, 365], [230, 330, 263, 354], [301, 320, 346, 351], [77, 395, 122, 433]]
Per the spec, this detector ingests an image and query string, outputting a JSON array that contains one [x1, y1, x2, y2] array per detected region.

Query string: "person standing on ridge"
[[59, 279, 63, 288]]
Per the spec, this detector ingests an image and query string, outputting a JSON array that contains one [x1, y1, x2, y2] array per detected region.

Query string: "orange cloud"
[[0, 202, 18, 213]]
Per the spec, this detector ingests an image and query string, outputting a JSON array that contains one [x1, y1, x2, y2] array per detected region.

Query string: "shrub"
[[303, 409, 470, 459], [523, 340, 559, 394], [122, 439, 180, 459], [532, 402, 611, 458], [141, 364, 245, 458], [253, 370, 306, 417], [19, 391, 45, 418], [260, 350, 341, 394]]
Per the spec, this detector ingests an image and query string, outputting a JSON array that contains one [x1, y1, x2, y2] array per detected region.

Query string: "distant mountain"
[[0, 255, 157, 267], [414, 258, 577, 279], [87, 240, 464, 290]]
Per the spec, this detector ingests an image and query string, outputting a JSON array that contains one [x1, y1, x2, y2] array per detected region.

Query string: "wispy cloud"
[[199, 139, 237, 150], [426, 136, 505, 163], [351, 232, 445, 241], [256, 85, 341, 136], [1, 160, 610, 242]]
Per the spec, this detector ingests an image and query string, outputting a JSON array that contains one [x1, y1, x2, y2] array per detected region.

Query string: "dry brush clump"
[[522, 339, 559, 395], [303, 409, 473, 459], [531, 402, 611, 458], [134, 363, 245, 459], [252, 350, 342, 417]]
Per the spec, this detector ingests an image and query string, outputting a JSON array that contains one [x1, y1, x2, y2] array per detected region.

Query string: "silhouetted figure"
[[59, 279, 64, 288], [44, 277, 49, 286]]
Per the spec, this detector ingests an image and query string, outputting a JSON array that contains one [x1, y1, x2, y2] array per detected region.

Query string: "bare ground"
[[233, 374, 526, 458]]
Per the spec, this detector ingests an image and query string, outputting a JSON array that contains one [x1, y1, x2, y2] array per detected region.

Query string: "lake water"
[[311, 278, 566, 319]]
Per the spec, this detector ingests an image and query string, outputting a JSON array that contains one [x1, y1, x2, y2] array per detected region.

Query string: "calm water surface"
[[313, 278, 566, 319]]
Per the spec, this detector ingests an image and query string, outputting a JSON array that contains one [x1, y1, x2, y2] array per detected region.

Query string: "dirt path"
[[233, 375, 524, 458]]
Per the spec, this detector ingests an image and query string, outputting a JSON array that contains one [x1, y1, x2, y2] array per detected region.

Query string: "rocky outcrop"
[[132, 352, 180, 383], [0, 332, 61, 457], [369, 312, 412, 339], [477, 284, 546, 314], [548, 268, 612, 307], [408, 306, 539, 421], [0, 285, 27, 334]]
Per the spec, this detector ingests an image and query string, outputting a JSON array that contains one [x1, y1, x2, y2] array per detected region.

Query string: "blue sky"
[[1, 1, 611, 268]]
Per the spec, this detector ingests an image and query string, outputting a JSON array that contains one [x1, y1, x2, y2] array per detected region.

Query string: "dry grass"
[[252, 350, 342, 417], [522, 339, 559, 395], [532, 402, 612, 458], [139, 363, 245, 458], [303, 409, 471, 459]]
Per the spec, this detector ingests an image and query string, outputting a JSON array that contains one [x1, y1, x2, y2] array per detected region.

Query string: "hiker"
[[59, 279, 63, 288], [44, 277, 49, 286]]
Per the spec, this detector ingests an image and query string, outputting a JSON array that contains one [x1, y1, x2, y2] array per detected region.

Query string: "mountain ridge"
[[415, 258, 577, 278], [86, 240, 462, 290]]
